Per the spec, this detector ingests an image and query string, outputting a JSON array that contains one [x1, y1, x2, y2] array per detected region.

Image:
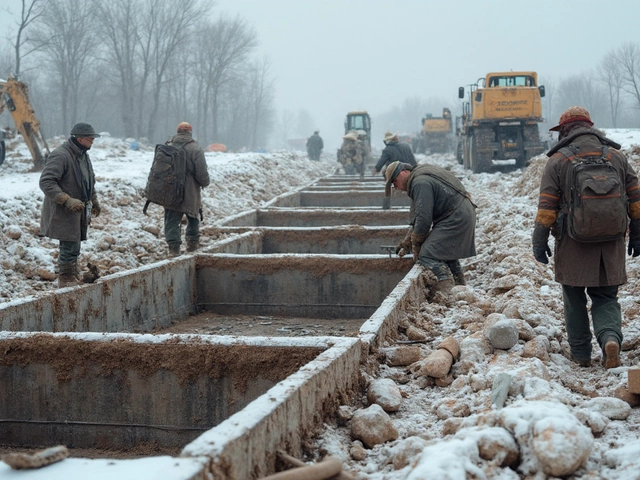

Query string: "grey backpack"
[[562, 145, 628, 243], [143, 141, 192, 213]]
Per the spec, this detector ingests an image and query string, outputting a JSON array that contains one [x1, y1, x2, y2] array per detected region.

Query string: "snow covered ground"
[[0, 134, 331, 303], [2, 129, 640, 479]]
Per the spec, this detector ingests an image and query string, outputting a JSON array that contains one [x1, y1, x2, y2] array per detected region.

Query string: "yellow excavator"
[[0, 76, 49, 170]]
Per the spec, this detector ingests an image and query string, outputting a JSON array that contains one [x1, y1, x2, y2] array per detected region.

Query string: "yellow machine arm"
[[0, 76, 50, 170]]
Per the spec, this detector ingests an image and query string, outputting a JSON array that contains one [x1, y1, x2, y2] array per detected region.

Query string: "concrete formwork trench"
[[0, 174, 423, 479]]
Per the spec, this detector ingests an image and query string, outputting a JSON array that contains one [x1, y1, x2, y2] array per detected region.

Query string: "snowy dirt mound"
[[0, 135, 333, 302], [313, 144, 640, 479]]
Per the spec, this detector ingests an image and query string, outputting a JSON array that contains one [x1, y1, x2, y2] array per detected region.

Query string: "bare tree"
[[194, 15, 258, 144], [296, 109, 316, 138], [597, 53, 624, 127], [139, 0, 211, 141], [5, 0, 46, 78], [614, 42, 640, 111], [246, 57, 275, 149], [95, 0, 142, 137], [278, 109, 296, 149], [31, 0, 98, 132]]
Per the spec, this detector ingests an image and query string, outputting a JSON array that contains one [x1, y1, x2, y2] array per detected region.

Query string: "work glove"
[[91, 197, 101, 217], [628, 218, 640, 257], [63, 197, 85, 212], [395, 229, 413, 257], [532, 223, 551, 264], [411, 233, 428, 262]]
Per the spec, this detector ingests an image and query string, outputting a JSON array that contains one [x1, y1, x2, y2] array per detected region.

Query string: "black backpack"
[[562, 145, 628, 243], [143, 141, 193, 214]]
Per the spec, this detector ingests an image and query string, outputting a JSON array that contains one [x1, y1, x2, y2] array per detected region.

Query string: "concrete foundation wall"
[[214, 208, 411, 227], [195, 254, 414, 318], [207, 226, 406, 255], [268, 190, 412, 208], [182, 338, 361, 479], [0, 333, 323, 452], [0, 260, 195, 333]]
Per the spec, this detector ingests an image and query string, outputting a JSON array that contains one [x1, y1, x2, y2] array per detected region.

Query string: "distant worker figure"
[[39, 122, 102, 287], [532, 106, 640, 369], [356, 129, 372, 165], [163, 122, 210, 257], [386, 160, 477, 297], [338, 130, 364, 177], [374, 132, 417, 174], [306, 130, 323, 161]]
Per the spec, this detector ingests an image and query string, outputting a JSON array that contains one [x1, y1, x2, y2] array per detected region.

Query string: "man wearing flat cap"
[[385, 160, 477, 296]]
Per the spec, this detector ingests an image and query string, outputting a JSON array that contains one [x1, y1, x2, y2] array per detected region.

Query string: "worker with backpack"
[[532, 106, 640, 369], [144, 122, 210, 257]]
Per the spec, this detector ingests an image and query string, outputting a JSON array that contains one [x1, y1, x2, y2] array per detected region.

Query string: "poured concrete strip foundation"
[[266, 189, 411, 208], [202, 226, 407, 255], [210, 207, 411, 228], [0, 332, 359, 479]]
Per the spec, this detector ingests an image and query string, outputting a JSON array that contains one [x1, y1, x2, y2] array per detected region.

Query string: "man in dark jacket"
[[163, 122, 210, 257], [39, 122, 101, 287], [306, 130, 323, 160], [532, 106, 640, 368], [385, 160, 477, 296], [374, 132, 417, 174]]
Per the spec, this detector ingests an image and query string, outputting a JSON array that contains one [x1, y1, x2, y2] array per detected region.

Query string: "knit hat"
[[177, 122, 193, 134], [549, 106, 593, 132], [384, 132, 396, 143]]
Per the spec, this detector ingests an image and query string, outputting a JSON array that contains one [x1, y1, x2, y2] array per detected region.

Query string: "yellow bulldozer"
[[413, 107, 453, 154], [0, 76, 49, 170], [456, 71, 546, 173]]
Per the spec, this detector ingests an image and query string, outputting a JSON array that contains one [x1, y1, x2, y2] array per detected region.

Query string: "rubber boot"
[[432, 278, 454, 296], [186, 236, 200, 253], [602, 338, 621, 368], [452, 271, 466, 286], [58, 261, 82, 288], [168, 243, 181, 258]]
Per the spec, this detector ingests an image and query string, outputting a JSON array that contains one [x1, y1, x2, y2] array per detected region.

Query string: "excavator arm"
[[0, 77, 50, 170]]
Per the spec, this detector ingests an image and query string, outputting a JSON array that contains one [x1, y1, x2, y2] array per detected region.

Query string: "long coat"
[[407, 165, 476, 260], [375, 141, 417, 172], [39, 139, 96, 242], [537, 128, 640, 287], [165, 133, 210, 217]]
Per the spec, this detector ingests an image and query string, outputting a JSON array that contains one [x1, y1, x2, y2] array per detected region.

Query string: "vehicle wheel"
[[472, 127, 493, 173], [0, 141, 5, 166], [456, 141, 463, 164]]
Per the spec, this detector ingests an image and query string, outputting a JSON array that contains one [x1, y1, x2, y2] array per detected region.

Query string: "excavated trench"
[[0, 174, 424, 478]]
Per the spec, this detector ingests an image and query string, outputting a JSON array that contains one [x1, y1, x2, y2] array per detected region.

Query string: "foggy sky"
[[214, 0, 640, 146], [2, 0, 640, 148]]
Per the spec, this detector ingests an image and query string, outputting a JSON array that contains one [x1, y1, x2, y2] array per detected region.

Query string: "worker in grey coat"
[[385, 160, 477, 296], [163, 122, 210, 256], [39, 122, 101, 287]]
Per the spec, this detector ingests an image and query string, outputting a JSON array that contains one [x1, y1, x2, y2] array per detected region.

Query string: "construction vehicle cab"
[[457, 71, 546, 173], [413, 107, 453, 154], [0, 76, 49, 170]]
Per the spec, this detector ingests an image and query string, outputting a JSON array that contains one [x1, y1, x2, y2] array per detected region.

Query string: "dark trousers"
[[561, 284, 622, 360], [419, 255, 463, 282], [164, 209, 199, 247], [59, 240, 81, 265]]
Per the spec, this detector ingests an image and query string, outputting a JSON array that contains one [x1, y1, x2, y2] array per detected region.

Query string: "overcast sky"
[[2, 0, 640, 147]]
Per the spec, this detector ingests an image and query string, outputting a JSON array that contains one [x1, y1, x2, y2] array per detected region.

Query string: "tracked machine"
[[457, 71, 546, 173], [0, 76, 49, 170]]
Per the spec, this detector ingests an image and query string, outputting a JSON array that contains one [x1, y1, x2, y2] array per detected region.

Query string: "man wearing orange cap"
[[163, 122, 210, 256], [532, 106, 640, 368]]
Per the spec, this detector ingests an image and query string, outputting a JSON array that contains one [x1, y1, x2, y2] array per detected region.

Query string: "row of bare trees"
[[541, 42, 640, 131], [1, 0, 275, 150]]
